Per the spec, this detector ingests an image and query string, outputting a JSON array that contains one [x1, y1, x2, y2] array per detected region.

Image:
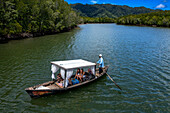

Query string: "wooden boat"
[[25, 59, 109, 98]]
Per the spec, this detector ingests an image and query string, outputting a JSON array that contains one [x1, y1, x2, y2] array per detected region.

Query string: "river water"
[[0, 24, 169, 112]]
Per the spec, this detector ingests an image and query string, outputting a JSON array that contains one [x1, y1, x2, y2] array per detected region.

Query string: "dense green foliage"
[[71, 3, 158, 18], [116, 11, 170, 27], [0, 1, 169, 40], [0, 0, 81, 37], [83, 17, 115, 23]]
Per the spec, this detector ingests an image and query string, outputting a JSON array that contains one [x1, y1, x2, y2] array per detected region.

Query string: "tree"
[[0, 0, 18, 35]]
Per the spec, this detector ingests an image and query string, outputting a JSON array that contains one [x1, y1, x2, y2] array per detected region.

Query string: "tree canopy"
[[0, 0, 82, 38], [116, 11, 170, 27]]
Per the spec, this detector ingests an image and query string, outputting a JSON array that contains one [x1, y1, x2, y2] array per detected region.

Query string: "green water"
[[0, 24, 170, 112]]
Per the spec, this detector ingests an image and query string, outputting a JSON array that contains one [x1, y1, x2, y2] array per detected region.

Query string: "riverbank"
[[81, 22, 170, 28], [84, 22, 115, 24], [0, 26, 78, 44], [1, 22, 117, 43], [1, 22, 169, 44], [116, 23, 170, 28]]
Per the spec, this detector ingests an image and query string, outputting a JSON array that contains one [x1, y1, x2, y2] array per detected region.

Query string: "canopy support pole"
[[95, 65, 96, 76], [64, 70, 67, 88]]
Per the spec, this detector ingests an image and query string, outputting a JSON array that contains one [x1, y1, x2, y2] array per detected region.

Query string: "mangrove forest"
[[116, 11, 170, 27], [0, 0, 81, 41]]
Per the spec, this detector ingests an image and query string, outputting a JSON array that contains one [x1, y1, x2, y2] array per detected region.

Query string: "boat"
[[25, 59, 109, 98]]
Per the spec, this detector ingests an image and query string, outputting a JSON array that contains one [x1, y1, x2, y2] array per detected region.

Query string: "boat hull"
[[25, 66, 109, 98]]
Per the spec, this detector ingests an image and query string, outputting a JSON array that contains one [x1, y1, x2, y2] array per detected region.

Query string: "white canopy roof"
[[51, 59, 96, 70]]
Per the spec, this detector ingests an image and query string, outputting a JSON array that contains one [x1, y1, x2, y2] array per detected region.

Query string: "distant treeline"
[[0, 0, 81, 40], [83, 17, 115, 23], [116, 11, 170, 27]]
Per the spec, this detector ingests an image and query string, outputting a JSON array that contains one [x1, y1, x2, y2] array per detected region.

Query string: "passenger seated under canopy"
[[75, 68, 83, 82], [55, 73, 64, 88], [85, 68, 95, 80], [56, 73, 63, 83]]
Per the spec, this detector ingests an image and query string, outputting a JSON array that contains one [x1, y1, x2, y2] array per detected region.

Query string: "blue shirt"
[[97, 57, 104, 68], [71, 79, 79, 85]]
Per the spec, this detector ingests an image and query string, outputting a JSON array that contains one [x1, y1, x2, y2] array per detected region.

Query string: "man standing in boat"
[[97, 54, 104, 74]]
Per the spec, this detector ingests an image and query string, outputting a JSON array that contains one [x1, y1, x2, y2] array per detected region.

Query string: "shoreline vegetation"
[[0, 0, 82, 43], [0, 25, 78, 43], [116, 11, 170, 28], [82, 17, 115, 23], [0, 1, 170, 43]]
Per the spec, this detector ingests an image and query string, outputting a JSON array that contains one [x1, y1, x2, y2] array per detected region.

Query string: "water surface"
[[0, 24, 170, 112]]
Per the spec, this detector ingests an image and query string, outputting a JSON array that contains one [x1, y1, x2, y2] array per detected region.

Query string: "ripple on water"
[[0, 24, 170, 112]]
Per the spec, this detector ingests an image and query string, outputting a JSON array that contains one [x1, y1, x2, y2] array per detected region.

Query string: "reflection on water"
[[0, 24, 169, 112]]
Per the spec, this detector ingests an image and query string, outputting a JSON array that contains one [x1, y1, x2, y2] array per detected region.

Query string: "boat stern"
[[25, 87, 53, 98]]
